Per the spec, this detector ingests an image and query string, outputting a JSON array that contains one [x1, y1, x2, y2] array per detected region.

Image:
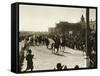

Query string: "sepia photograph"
[[18, 3, 97, 72]]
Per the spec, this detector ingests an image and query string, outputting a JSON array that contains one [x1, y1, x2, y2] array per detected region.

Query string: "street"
[[20, 43, 87, 71]]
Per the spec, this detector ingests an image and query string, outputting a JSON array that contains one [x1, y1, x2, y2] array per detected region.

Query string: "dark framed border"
[[11, 2, 98, 73]]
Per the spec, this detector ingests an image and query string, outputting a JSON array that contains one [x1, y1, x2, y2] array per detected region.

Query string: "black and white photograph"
[[18, 3, 97, 72]]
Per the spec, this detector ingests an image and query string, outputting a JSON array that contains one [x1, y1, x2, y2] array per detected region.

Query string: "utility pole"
[[85, 8, 89, 57], [86, 8, 91, 67]]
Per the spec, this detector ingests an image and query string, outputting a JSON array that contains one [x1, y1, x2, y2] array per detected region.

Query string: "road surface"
[[19, 43, 86, 71]]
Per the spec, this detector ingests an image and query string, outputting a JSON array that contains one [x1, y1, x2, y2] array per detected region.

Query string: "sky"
[[19, 5, 96, 32]]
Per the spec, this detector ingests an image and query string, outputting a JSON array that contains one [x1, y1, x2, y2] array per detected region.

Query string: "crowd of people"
[[20, 32, 86, 54], [54, 63, 79, 70], [19, 31, 96, 72]]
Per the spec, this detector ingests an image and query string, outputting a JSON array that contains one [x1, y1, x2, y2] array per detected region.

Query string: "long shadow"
[[54, 53, 65, 57], [63, 51, 73, 54]]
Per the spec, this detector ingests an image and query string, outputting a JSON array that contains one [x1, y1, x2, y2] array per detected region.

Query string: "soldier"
[[54, 37, 60, 53], [45, 37, 49, 49]]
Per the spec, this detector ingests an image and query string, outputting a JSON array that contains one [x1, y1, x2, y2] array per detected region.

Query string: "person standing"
[[45, 37, 49, 49], [25, 49, 34, 71], [54, 37, 60, 53]]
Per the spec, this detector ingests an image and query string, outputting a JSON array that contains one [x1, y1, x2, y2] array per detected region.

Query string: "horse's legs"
[[56, 47, 59, 53], [51, 45, 54, 54], [54, 46, 56, 54], [62, 46, 65, 52], [59, 45, 61, 50]]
